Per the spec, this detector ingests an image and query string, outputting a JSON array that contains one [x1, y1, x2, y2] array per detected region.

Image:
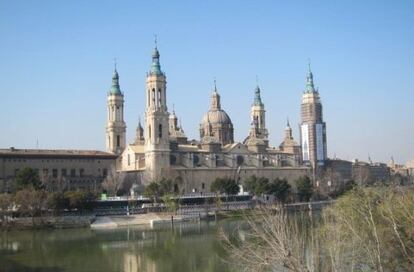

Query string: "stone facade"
[[0, 148, 116, 192], [118, 45, 307, 192], [352, 159, 390, 185]]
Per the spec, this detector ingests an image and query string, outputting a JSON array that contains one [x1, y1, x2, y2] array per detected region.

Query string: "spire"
[[306, 60, 316, 93], [211, 79, 221, 110], [285, 117, 293, 140], [109, 59, 122, 95], [134, 117, 144, 144], [253, 85, 264, 106], [179, 118, 185, 133], [138, 117, 143, 130], [150, 35, 163, 75], [213, 78, 218, 93]]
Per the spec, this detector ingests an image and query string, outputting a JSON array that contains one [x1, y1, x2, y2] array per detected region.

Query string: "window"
[[149, 125, 151, 139], [147, 89, 150, 106], [70, 169, 76, 177], [117, 135, 120, 147], [158, 124, 162, 138], [43, 168, 49, 177], [158, 89, 162, 106], [103, 168, 108, 178], [14, 169, 19, 176], [62, 169, 67, 177], [202, 183, 205, 189], [127, 154, 130, 166], [80, 169, 85, 177], [52, 169, 58, 178], [152, 88, 155, 105]]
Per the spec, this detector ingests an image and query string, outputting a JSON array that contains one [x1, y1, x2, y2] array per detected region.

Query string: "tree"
[[144, 182, 161, 203], [14, 187, 47, 224], [268, 178, 291, 203], [14, 167, 41, 190], [211, 177, 239, 195], [0, 193, 13, 226], [244, 175, 270, 196], [64, 191, 88, 211], [101, 166, 126, 196], [322, 186, 414, 271], [295, 176, 313, 202], [221, 207, 320, 272], [158, 178, 175, 195], [161, 193, 179, 214], [47, 192, 68, 215]]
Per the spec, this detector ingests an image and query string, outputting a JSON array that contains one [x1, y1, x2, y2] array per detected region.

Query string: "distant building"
[[324, 159, 353, 182], [0, 148, 116, 192], [405, 160, 414, 177], [352, 159, 390, 185]]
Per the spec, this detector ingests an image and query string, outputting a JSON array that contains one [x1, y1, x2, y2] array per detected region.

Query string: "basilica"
[[106, 44, 325, 193]]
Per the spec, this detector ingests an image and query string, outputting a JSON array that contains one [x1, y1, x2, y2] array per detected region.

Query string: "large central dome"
[[199, 87, 234, 146], [202, 109, 232, 125]]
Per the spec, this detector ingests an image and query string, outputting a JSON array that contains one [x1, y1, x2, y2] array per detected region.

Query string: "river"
[[0, 219, 244, 272]]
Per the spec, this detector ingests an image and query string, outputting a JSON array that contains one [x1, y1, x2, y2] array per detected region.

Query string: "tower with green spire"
[[248, 84, 269, 146], [106, 63, 126, 155], [144, 40, 170, 182]]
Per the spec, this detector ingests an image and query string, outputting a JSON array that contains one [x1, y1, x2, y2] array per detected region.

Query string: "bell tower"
[[106, 64, 126, 155], [249, 85, 269, 146], [144, 41, 170, 182], [300, 63, 327, 169]]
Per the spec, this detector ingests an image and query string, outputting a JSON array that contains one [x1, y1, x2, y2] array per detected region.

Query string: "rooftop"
[[0, 147, 117, 158]]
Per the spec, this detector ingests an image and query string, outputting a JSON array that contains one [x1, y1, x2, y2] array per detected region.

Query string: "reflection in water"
[[0, 220, 245, 272]]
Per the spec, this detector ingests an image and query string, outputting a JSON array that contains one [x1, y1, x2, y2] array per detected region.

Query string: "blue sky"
[[0, 0, 413, 164]]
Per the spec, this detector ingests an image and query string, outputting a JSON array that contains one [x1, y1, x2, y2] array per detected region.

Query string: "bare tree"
[[14, 187, 48, 226], [0, 193, 13, 227], [221, 207, 322, 272], [101, 166, 126, 196], [322, 186, 414, 271]]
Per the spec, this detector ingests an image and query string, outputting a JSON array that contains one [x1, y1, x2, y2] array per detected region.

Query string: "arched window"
[[158, 124, 162, 138], [158, 89, 162, 106], [152, 88, 155, 106], [117, 135, 120, 147], [147, 89, 150, 106], [149, 125, 151, 139]]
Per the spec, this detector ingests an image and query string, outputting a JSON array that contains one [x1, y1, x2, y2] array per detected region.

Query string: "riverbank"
[[1, 201, 334, 231], [91, 213, 193, 229], [0, 215, 95, 230]]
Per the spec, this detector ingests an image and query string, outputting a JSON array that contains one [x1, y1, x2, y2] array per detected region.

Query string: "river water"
[[0, 219, 243, 272]]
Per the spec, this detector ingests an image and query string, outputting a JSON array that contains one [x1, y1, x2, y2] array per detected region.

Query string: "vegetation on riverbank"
[[221, 185, 414, 272], [0, 167, 97, 229]]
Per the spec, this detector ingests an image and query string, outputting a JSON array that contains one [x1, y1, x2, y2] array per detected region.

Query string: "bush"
[[211, 177, 239, 195], [295, 176, 313, 202], [269, 178, 291, 203], [14, 167, 41, 190]]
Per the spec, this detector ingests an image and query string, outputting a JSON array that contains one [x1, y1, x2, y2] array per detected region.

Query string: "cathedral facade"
[[110, 45, 319, 194]]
